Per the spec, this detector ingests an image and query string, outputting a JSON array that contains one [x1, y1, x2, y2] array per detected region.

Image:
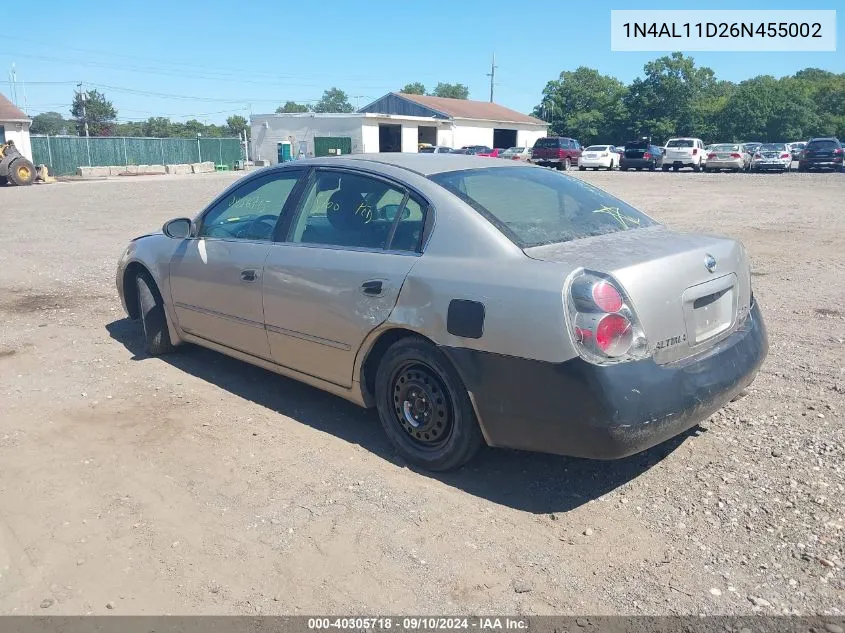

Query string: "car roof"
[[273, 153, 528, 176]]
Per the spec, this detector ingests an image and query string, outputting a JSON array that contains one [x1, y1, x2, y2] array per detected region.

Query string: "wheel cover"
[[390, 362, 453, 448], [18, 165, 31, 180]]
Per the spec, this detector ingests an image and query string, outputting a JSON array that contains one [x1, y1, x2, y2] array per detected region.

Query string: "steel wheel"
[[390, 362, 453, 449]]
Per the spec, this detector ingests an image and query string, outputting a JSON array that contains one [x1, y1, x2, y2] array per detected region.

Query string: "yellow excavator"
[[0, 140, 36, 186]]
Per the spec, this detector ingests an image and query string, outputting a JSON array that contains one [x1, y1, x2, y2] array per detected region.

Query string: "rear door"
[[262, 168, 428, 387]]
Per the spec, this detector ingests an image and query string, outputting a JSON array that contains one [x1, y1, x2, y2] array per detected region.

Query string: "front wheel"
[[8, 158, 35, 186], [375, 337, 483, 471], [136, 273, 175, 356]]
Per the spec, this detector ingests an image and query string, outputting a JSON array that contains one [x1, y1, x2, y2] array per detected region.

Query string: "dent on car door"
[[168, 170, 303, 359], [262, 168, 427, 387]]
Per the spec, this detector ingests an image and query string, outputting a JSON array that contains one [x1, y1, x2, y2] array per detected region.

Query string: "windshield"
[[666, 139, 694, 148], [760, 143, 786, 151], [585, 146, 608, 151], [429, 166, 656, 248]]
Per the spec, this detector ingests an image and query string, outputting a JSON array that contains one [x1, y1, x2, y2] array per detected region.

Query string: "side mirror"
[[163, 218, 192, 239]]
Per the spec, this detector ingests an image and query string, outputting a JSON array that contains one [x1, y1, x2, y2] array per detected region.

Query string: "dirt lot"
[[0, 169, 842, 616]]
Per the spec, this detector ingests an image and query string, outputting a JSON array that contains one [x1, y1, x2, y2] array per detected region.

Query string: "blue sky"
[[3, 0, 842, 124]]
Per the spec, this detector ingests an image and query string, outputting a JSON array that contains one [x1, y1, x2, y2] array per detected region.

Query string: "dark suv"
[[530, 137, 582, 170], [798, 138, 844, 172], [620, 140, 663, 171]]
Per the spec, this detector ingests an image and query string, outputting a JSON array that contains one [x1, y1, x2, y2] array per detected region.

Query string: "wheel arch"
[[358, 327, 434, 407], [120, 260, 182, 346]]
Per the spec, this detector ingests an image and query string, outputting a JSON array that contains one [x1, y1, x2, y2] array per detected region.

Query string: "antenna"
[[486, 53, 497, 102]]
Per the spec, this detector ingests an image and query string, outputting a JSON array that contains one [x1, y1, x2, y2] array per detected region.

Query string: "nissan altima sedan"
[[117, 154, 768, 471]]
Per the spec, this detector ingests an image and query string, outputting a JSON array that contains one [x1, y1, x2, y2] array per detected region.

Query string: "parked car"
[[449, 148, 469, 154], [662, 138, 705, 172], [477, 148, 502, 157], [743, 142, 762, 157], [789, 141, 807, 160], [419, 146, 452, 154], [750, 143, 793, 172], [461, 145, 492, 156], [117, 154, 768, 471], [798, 137, 844, 172], [578, 145, 619, 170], [704, 143, 751, 172], [500, 147, 532, 161], [619, 140, 663, 171], [531, 136, 582, 171]]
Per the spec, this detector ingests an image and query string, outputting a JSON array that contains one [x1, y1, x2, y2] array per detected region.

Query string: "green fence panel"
[[32, 135, 243, 175]]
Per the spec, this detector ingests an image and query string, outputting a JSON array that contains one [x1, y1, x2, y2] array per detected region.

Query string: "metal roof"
[[359, 92, 546, 126], [0, 93, 30, 122]]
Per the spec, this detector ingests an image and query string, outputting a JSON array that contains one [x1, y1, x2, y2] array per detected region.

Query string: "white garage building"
[[0, 93, 33, 161], [249, 92, 547, 164]]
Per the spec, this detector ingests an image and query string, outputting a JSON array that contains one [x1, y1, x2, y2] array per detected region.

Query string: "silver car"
[[704, 144, 751, 172], [117, 154, 768, 471], [750, 143, 793, 172]]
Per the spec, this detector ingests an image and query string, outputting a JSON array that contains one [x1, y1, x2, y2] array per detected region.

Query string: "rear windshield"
[[712, 144, 739, 152], [760, 143, 786, 151], [585, 145, 608, 151], [429, 166, 656, 248], [666, 139, 694, 148], [808, 140, 838, 149], [534, 138, 563, 148]]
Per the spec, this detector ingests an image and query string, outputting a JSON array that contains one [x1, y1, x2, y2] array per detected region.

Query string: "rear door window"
[[808, 140, 838, 149]]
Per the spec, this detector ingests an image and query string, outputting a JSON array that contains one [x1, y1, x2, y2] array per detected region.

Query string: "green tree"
[[430, 82, 469, 99], [401, 82, 426, 95], [113, 121, 144, 137], [533, 67, 628, 144], [226, 115, 249, 138], [30, 111, 71, 135], [276, 101, 311, 113], [142, 117, 173, 137], [624, 52, 717, 142], [70, 89, 117, 136], [313, 88, 354, 113]]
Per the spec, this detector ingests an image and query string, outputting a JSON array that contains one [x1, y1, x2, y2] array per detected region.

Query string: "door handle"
[[240, 269, 258, 282], [361, 280, 383, 296]]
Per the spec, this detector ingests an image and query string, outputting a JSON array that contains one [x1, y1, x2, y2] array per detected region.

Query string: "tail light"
[[643, 152, 651, 160], [707, 153, 717, 159], [753, 153, 762, 159], [566, 270, 649, 364], [731, 153, 742, 159], [692, 148, 698, 156], [600, 152, 608, 157], [780, 153, 790, 159], [835, 148, 844, 155], [512, 155, 520, 160], [558, 149, 566, 159]]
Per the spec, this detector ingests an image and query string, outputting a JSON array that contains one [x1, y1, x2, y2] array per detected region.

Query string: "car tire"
[[620, 166, 628, 171], [662, 165, 670, 172], [563, 158, 571, 171], [692, 162, 701, 173], [8, 158, 35, 186], [375, 337, 483, 472], [672, 165, 680, 172], [607, 160, 614, 171], [797, 164, 807, 172], [136, 272, 175, 356], [579, 166, 586, 171]]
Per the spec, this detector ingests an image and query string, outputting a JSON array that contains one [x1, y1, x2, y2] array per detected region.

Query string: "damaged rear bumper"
[[442, 303, 768, 460]]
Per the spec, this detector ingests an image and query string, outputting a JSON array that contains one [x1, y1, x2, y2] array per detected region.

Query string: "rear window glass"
[[534, 138, 563, 148], [760, 143, 785, 151], [666, 139, 694, 148], [808, 140, 838, 149], [430, 166, 656, 249], [585, 146, 608, 151], [712, 144, 739, 152]]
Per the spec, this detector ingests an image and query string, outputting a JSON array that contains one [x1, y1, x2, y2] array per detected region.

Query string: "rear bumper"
[[752, 161, 789, 170], [800, 158, 843, 168], [443, 303, 768, 460], [580, 158, 612, 167], [620, 157, 658, 168]]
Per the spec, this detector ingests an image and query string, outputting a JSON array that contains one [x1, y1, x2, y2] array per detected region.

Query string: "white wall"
[[2, 121, 33, 161], [452, 122, 495, 149], [517, 128, 547, 149], [436, 126, 453, 148], [250, 114, 365, 164], [401, 125, 418, 152], [361, 121, 380, 153]]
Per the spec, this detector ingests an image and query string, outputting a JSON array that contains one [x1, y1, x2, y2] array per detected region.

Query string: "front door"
[[263, 168, 428, 387], [169, 170, 302, 359]]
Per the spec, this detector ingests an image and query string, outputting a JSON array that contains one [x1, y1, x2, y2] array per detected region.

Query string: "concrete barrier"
[[146, 164, 166, 175], [165, 163, 192, 175], [190, 161, 216, 174], [77, 166, 110, 178]]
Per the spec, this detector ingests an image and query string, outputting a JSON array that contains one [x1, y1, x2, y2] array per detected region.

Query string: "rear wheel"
[[692, 162, 701, 173], [672, 165, 680, 172], [8, 158, 35, 186], [375, 337, 483, 471], [136, 272, 175, 356], [620, 166, 628, 171], [579, 166, 586, 171], [606, 160, 614, 171], [662, 165, 670, 172]]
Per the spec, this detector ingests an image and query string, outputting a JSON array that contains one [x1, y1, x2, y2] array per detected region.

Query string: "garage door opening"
[[493, 129, 517, 150], [418, 126, 437, 147], [379, 124, 402, 152]]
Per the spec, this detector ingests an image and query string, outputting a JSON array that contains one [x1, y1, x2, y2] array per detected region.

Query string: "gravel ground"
[[0, 169, 842, 616]]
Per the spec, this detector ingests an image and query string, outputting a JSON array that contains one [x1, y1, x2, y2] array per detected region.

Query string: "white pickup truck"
[[662, 137, 705, 172]]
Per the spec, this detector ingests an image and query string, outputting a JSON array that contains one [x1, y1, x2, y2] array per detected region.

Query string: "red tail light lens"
[[596, 314, 633, 355], [753, 153, 762, 159], [835, 148, 844, 155], [558, 149, 566, 158], [707, 153, 717, 159], [592, 280, 623, 312], [643, 152, 651, 160], [731, 153, 742, 158], [780, 153, 791, 159], [692, 148, 698, 155]]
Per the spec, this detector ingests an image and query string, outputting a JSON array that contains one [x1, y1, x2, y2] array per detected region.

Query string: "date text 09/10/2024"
[[622, 22, 823, 39]]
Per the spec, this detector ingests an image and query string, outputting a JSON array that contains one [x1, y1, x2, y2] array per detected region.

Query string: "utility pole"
[[487, 53, 497, 103], [77, 82, 90, 138]]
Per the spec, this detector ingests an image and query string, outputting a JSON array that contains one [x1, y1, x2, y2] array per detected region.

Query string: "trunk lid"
[[524, 225, 752, 364]]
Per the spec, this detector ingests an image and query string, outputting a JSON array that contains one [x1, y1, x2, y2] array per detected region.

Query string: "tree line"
[[29, 55, 845, 145], [534, 52, 845, 145]]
